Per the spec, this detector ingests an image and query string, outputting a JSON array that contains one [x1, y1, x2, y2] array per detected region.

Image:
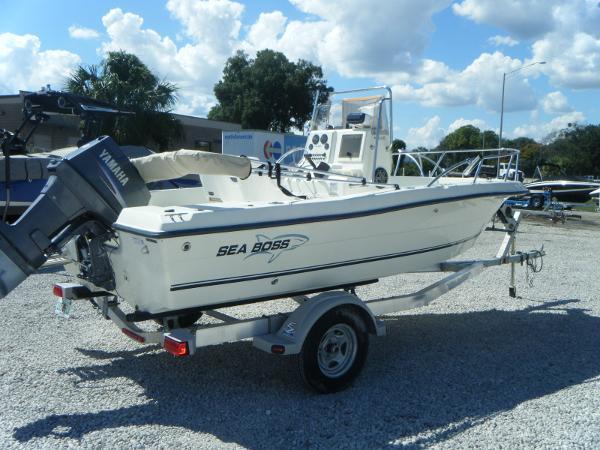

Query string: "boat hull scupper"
[[109, 180, 522, 315]]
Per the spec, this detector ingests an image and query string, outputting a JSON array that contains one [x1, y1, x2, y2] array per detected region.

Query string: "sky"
[[1, 0, 599, 149]]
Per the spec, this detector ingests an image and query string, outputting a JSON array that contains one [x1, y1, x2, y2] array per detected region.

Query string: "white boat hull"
[[109, 180, 520, 315]]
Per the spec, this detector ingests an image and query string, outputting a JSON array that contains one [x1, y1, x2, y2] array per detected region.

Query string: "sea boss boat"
[[0, 87, 525, 311], [0, 87, 538, 392]]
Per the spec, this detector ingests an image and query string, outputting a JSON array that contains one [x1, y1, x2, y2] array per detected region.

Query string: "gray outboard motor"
[[0, 136, 149, 297]]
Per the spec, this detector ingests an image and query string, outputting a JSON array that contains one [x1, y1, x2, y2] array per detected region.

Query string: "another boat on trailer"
[[0, 86, 543, 392], [525, 179, 600, 203]]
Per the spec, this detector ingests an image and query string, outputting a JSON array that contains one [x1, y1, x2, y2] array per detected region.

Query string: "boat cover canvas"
[[131, 150, 251, 183]]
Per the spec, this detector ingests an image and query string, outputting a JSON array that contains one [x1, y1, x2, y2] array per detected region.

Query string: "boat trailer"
[[52, 206, 544, 393]]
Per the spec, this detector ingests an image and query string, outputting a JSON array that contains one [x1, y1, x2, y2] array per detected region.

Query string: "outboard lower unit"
[[0, 136, 149, 297]]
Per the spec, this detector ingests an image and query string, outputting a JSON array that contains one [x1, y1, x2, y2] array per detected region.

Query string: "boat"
[[0, 86, 546, 392], [525, 165, 600, 203], [0, 152, 60, 217], [0, 87, 525, 314], [0, 146, 202, 217], [0, 91, 201, 220], [525, 179, 600, 203]]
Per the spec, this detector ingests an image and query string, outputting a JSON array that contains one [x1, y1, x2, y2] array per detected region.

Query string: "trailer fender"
[[253, 291, 385, 355]]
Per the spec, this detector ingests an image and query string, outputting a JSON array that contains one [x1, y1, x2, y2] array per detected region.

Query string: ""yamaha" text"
[[99, 149, 129, 186]]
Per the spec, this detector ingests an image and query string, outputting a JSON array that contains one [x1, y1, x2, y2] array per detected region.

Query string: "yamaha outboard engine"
[[0, 136, 149, 297]]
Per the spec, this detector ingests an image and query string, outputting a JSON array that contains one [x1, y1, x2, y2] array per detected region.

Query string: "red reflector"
[[271, 345, 286, 355], [122, 328, 145, 343], [164, 336, 189, 357], [52, 285, 63, 297]]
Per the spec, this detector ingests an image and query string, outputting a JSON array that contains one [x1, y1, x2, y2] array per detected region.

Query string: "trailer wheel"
[[298, 307, 369, 393], [530, 195, 544, 210]]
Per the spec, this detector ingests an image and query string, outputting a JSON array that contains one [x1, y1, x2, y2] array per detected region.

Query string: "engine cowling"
[[0, 136, 149, 297]]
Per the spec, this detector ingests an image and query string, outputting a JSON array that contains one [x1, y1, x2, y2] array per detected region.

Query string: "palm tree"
[[66, 51, 183, 151]]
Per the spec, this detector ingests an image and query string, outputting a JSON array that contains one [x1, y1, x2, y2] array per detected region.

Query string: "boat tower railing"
[[392, 147, 521, 185], [264, 147, 521, 191]]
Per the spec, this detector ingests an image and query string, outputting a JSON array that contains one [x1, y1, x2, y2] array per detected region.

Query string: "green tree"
[[392, 139, 406, 150], [209, 50, 330, 132], [481, 130, 499, 149], [438, 125, 482, 150], [66, 51, 182, 150], [543, 124, 600, 176], [438, 126, 500, 150], [504, 137, 541, 176]]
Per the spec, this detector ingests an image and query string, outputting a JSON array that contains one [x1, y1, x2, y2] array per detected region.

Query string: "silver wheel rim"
[[317, 323, 358, 378]]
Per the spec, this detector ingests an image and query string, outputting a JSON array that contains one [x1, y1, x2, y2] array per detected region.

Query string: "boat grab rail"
[[391, 148, 521, 186], [426, 153, 516, 187]]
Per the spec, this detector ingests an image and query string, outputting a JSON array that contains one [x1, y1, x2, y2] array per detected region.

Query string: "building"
[[0, 92, 241, 153], [172, 113, 241, 153]]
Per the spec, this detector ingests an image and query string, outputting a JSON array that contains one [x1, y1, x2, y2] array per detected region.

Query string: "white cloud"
[[100, 9, 179, 78], [404, 116, 495, 149], [405, 116, 445, 149], [98, 1, 464, 115], [454, 0, 600, 90], [244, 11, 287, 51], [0, 33, 81, 93], [447, 117, 489, 133], [241, 11, 328, 63], [98, 4, 247, 115], [166, 0, 244, 59], [68, 25, 100, 40], [392, 52, 539, 113], [488, 35, 518, 47], [531, 1, 600, 89], [533, 31, 600, 89], [512, 111, 586, 142], [242, 0, 453, 78], [453, 0, 559, 40], [541, 91, 571, 114]]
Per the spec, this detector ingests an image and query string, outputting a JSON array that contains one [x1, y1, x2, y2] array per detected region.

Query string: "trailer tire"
[[530, 195, 544, 210], [298, 306, 369, 393]]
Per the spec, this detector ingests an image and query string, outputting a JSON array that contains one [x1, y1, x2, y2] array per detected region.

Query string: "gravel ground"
[[0, 212, 599, 449]]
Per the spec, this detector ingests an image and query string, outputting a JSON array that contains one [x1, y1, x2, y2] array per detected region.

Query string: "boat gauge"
[[308, 144, 313, 150], [320, 134, 328, 144], [312, 134, 319, 145]]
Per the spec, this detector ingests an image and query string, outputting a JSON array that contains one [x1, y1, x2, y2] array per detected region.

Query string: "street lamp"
[[498, 61, 546, 148]]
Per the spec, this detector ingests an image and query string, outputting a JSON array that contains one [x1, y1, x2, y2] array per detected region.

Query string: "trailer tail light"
[[164, 336, 189, 357], [52, 284, 64, 297], [271, 345, 286, 354], [122, 328, 146, 343]]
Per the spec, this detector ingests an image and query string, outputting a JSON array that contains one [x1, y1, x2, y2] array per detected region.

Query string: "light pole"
[[498, 61, 546, 148]]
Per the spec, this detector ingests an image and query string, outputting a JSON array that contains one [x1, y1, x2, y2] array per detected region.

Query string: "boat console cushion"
[[131, 149, 251, 183]]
